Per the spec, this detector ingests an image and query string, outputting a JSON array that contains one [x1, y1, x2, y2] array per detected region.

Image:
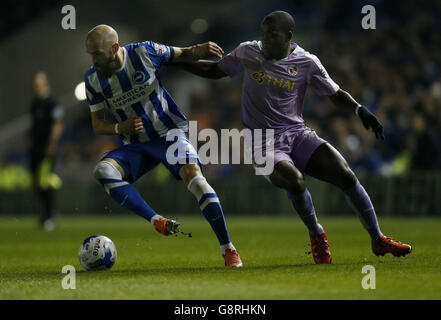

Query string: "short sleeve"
[[85, 76, 105, 112], [308, 55, 340, 96], [218, 43, 248, 78], [141, 41, 174, 69]]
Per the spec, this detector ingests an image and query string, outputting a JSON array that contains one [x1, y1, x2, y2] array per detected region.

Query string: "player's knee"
[[93, 161, 108, 181], [93, 161, 122, 181], [270, 169, 305, 194], [287, 173, 306, 194], [179, 164, 201, 185]]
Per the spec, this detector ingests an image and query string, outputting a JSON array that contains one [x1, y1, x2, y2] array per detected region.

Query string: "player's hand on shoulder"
[[192, 41, 224, 59], [358, 106, 385, 140], [119, 117, 144, 135]]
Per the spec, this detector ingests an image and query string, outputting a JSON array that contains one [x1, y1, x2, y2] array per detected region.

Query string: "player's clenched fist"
[[192, 41, 224, 59], [118, 117, 144, 135]]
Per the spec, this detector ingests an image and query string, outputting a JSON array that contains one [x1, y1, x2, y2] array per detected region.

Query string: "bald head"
[[86, 24, 118, 51], [86, 25, 122, 78]]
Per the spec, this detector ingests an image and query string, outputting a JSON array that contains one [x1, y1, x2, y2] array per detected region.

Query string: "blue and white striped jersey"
[[84, 41, 188, 145]]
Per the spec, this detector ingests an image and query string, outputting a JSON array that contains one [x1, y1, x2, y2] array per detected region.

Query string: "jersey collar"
[[257, 41, 297, 62]]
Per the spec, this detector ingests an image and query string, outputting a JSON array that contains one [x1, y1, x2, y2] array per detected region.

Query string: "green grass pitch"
[[1, 214, 440, 300]]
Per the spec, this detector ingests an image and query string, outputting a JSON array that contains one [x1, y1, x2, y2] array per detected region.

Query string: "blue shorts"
[[102, 131, 200, 183]]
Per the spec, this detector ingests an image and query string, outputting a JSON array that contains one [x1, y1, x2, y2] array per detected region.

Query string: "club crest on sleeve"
[[288, 65, 298, 76], [154, 43, 167, 55], [132, 70, 146, 84]]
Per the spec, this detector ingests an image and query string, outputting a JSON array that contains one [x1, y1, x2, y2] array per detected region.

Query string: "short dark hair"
[[262, 10, 295, 35]]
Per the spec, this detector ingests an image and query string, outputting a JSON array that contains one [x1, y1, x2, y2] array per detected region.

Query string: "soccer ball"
[[78, 235, 117, 271]]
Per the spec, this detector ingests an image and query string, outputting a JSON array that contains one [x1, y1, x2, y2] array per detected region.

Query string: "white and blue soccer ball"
[[78, 235, 117, 271]]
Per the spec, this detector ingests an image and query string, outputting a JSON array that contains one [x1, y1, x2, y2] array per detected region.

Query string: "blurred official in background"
[[29, 72, 64, 231]]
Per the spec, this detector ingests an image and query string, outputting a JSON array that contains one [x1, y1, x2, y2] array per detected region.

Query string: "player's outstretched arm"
[[169, 41, 227, 79], [329, 89, 385, 140], [172, 41, 224, 63], [90, 110, 143, 135]]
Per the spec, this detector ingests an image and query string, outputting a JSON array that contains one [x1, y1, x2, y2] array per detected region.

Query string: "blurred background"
[[0, 0, 440, 219]]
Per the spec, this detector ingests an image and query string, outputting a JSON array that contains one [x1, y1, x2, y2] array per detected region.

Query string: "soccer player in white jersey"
[[84, 25, 242, 268], [175, 11, 412, 264]]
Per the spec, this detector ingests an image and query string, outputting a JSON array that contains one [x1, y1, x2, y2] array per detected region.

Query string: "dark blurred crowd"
[[3, 0, 440, 183]]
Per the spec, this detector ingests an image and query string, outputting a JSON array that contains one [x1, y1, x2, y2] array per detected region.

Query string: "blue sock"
[[344, 180, 383, 241], [288, 189, 324, 235], [187, 176, 232, 246], [199, 193, 231, 245], [100, 178, 157, 222]]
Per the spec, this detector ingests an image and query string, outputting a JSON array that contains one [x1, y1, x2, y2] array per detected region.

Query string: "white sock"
[[187, 175, 215, 201], [220, 242, 236, 255], [150, 214, 163, 225]]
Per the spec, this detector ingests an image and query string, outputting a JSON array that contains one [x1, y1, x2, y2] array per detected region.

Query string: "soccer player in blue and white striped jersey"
[[84, 25, 242, 268]]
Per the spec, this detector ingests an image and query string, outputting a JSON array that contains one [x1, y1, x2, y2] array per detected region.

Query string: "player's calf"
[[269, 161, 306, 195], [288, 189, 324, 235], [181, 165, 241, 267], [93, 160, 160, 225]]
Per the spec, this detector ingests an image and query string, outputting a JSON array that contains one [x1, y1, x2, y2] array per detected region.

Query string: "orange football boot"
[[153, 217, 181, 236], [223, 248, 243, 268], [372, 236, 412, 257], [310, 232, 332, 264]]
